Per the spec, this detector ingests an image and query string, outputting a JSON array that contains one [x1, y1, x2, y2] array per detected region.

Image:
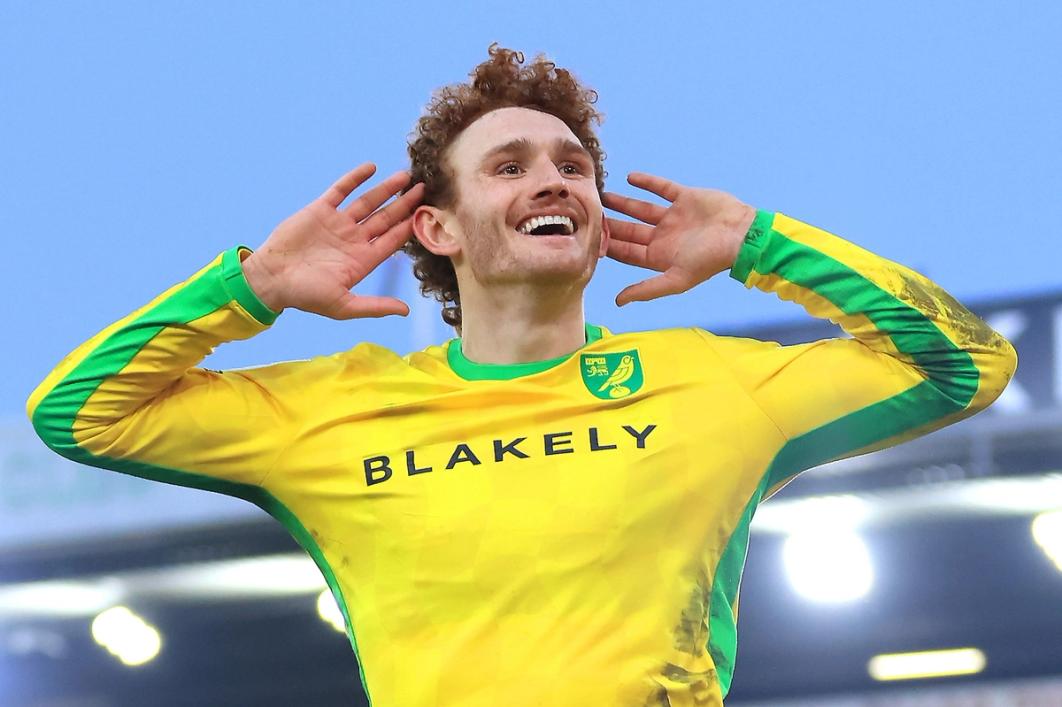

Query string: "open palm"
[[245, 163, 425, 320], [603, 172, 755, 306]]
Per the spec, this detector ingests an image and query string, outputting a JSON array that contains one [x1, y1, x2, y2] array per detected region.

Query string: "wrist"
[[725, 203, 758, 269], [240, 250, 286, 313], [728, 209, 775, 283]]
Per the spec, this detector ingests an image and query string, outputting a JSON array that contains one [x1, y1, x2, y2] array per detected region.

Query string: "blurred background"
[[3, 1, 1061, 705]]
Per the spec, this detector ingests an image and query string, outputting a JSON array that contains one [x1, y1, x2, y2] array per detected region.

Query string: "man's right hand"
[[242, 163, 425, 320]]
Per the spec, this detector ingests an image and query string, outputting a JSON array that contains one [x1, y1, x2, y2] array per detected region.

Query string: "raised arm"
[[604, 173, 1017, 496], [27, 164, 423, 493]]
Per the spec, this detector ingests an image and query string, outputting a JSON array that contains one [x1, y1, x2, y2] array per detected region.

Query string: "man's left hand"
[[603, 172, 756, 306]]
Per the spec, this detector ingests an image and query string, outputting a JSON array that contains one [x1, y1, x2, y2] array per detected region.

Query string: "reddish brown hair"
[[402, 44, 606, 330]]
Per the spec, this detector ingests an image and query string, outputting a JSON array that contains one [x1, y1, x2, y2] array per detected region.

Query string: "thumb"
[[615, 269, 691, 307], [330, 294, 411, 320]]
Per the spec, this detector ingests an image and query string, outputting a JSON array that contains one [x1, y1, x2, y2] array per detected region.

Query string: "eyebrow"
[[479, 136, 592, 164]]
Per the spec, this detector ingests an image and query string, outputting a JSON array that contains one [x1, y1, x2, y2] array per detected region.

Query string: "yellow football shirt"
[[27, 211, 1016, 706]]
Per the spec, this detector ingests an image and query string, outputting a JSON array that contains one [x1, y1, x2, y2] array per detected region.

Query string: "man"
[[28, 46, 1016, 706]]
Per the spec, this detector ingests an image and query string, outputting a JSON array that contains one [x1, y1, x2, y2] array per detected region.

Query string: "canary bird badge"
[[580, 350, 643, 399]]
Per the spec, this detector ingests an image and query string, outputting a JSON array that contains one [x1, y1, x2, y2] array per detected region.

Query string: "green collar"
[[447, 323, 604, 381]]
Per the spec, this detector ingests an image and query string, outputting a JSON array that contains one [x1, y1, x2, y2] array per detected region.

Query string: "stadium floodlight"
[[783, 529, 873, 603], [90, 606, 162, 667], [1031, 510, 1062, 572], [317, 590, 346, 633], [868, 647, 986, 681]]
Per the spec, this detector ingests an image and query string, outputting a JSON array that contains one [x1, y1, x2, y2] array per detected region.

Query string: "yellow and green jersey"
[[27, 211, 1016, 706]]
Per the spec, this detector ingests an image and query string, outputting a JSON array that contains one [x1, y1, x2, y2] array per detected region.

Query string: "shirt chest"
[[285, 375, 773, 542]]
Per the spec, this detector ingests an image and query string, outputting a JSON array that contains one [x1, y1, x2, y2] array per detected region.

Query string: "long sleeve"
[[26, 246, 298, 495], [697, 211, 1017, 698], [701, 210, 1017, 498]]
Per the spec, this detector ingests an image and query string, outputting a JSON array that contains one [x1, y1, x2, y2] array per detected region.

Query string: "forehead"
[[448, 106, 582, 167]]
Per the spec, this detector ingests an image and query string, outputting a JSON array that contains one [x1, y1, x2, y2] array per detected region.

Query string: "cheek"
[[460, 215, 511, 263]]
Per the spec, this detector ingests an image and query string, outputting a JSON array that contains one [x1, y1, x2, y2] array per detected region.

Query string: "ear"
[[412, 205, 461, 257], [597, 213, 611, 258]]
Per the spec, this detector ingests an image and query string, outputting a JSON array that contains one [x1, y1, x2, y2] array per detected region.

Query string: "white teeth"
[[517, 215, 575, 235]]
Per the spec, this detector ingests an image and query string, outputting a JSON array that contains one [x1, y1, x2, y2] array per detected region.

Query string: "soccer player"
[[28, 46, 1017, 706]]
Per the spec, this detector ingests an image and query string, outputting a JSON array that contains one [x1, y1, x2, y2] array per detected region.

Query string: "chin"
[[523, 259, 597, 287]]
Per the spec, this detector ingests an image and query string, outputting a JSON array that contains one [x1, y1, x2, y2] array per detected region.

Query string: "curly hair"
[[402, 44, 606, 331]]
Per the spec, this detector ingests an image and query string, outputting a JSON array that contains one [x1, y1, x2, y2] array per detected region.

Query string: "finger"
[[603, 192, 667, 225], [605, 238, 649, 268], [342, 170, 412, 222], [321, 163, 377, 209], [627, 172, 683, 203], [360, 182, 425, 239], [606, 217, 654, 245], [333, 294, 411, 320], [367, 214, 416, 260], [615, 269, 691, 307]]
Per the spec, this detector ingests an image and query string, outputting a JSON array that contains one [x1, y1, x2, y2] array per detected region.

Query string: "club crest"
[[580, 350, 643, 399]]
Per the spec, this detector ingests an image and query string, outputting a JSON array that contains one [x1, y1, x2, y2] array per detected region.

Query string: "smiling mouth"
[[516, 215, 577, 237]]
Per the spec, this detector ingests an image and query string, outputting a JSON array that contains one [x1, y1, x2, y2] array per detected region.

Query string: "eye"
[[559, 162, 587, 176], [498, 162, 523, 176]]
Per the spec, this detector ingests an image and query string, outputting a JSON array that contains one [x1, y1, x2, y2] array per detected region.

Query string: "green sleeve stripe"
[[221, 246, 280, 325], [33, 436, 373, 702], [709, 380, 950, 698], [29, 250, 372, 701], [32, 257, 230, 452], [708, 384, 950, 698], [731, 215, 979, 406], [32, 247, 252, 452], [710, 217, 982, 698], [766, 381, 951, 489], [708, 474, 768, 698]]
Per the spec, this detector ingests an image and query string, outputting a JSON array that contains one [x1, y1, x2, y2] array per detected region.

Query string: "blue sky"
[[4, 1, 1060, 415]]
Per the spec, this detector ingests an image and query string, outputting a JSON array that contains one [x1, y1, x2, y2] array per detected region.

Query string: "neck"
[[457, 281, 587, 364]]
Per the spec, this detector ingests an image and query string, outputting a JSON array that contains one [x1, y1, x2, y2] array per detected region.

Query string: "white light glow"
[[754, 494, 871, 534], [0, 578, 125, 617], [956, 477, 1062, 515], [316, 590, 345, 633], [752, 476, 1062, 537], [91, 606, 162, 666], [1032, 510, 1062, 572], [783, 529, 873, 603], [868, 647, 986, 681], [0, 554, 332, 621], [158, 555, 327, 598]]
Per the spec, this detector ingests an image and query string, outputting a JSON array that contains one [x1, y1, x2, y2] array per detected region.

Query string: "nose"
[[533, 162, 570, 200]]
